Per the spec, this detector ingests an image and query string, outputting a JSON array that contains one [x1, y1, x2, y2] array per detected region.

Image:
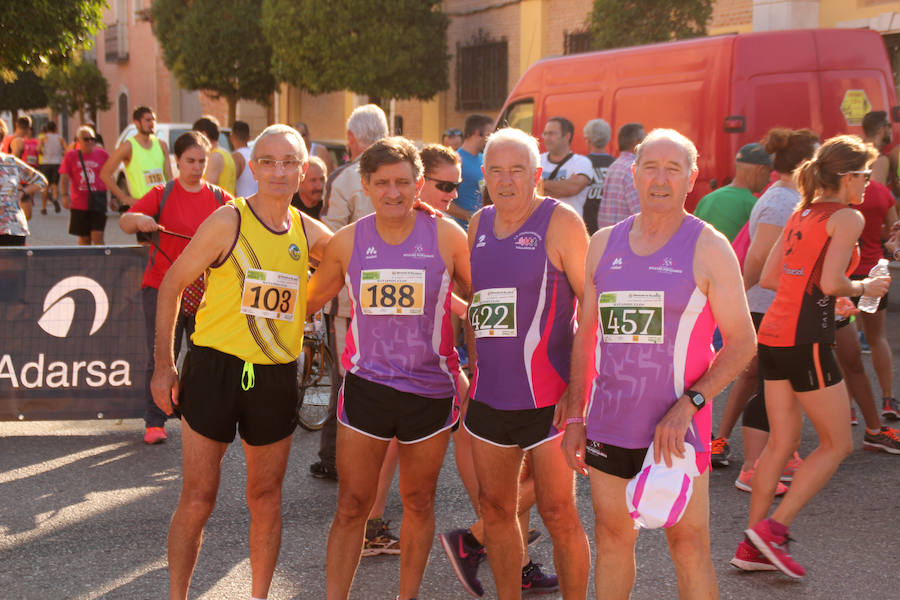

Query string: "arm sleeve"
[[321, 170, 353, 232], [572, 155, 594, 179], [16, 157, 48, 188], [129, 186, 163, 217], [624, 171, 641, 214]]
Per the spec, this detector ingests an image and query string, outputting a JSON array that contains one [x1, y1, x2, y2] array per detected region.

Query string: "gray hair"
[[484, 127, 541, 173], [250, 124, 308, 162], [306, 155, 328, 175], [583, 118, 611, 149], [346, 104, 389, 147], [634, 128, 698, 172]]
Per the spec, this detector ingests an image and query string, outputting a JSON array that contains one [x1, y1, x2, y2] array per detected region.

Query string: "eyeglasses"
[[838, 170, 872, 182], [80, 137, 97, 142], [425, 176, 461, 193], [256, 158, 302, 170], [443, 129, 462, 137]]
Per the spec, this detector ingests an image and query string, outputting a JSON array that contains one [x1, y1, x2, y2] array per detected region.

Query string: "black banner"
[[0, 246, 150, 420]]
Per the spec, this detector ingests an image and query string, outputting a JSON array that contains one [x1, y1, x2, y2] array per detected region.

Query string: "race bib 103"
[[240, 268, 300, 321]]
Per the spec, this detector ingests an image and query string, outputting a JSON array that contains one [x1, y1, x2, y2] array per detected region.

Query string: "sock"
[[365, 517, 382, 538], [463, 529, 483, 550], [522, 560, 534, 576], [768, 518, 788, 537], [866, 427, 882, 435], [251, 597, 266, 600]]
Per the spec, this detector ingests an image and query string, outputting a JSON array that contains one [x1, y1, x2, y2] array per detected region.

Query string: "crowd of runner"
[[2, 103, 897, 600]]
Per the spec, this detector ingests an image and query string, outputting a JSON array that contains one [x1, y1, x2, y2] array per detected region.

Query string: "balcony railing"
[[105, 21, 129, 63]]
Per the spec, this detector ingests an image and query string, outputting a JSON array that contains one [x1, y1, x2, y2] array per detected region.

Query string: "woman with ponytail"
[[719, 128, 817, 497], [735, 135, 888, 578]]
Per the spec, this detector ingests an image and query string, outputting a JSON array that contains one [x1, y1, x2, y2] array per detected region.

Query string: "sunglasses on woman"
[[425, 176, 461, 193], [838, 170, 871, 182]]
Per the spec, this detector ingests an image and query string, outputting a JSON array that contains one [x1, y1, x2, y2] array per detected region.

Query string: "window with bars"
[[456, 36, 508, 111], [565, 29, 593, 55]]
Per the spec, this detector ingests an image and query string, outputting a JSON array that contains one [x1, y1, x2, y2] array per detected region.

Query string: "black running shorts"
[[464, 398, 559, 450], [338, 371, 457, 443], [758, 342, 843, 393], [69, 208, 107, 236], [584, 440, 648, 479], [178, 345, 298, 445]]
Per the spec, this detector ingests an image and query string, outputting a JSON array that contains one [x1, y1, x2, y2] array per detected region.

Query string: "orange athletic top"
[[758, 202, 859, 347]]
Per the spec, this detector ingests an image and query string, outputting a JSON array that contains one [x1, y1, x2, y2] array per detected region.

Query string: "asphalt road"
[[2, 208, 898, 599]]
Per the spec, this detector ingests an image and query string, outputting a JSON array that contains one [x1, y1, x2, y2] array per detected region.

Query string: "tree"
[[591, 0, 713, 50], [43, 60, 111, 122], [0, 72, 48, 114], [0, 0, 106, 76], [151, 0, 277, 124], [262, 0, 449, 101]]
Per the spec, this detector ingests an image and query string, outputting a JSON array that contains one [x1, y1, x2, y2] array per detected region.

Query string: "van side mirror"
[[723, 116, 745, 133], [892, 106, 900, 123]]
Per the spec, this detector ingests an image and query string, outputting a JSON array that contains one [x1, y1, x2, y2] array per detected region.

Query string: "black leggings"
[[742, 312, 769, 432]]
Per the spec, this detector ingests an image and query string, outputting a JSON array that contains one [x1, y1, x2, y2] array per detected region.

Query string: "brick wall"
[[710, 0, 753, 29]]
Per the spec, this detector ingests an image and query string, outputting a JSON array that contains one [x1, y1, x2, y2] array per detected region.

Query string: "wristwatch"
[[685, 390, 706, 411]]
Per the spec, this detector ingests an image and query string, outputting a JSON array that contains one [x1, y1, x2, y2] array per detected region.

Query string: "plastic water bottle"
[[858, 258, 890, 313]]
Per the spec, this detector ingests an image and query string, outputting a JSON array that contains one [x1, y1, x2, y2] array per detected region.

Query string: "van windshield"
[[500, 100, 534, 134]]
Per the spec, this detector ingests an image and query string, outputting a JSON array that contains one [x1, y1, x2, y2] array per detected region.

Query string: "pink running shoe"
[[745, 518, 806, 579], [780, 452, 802, 482], [734, 467, 788, 495], [143, 426, 167, 445], [730, 539, 777, 571]]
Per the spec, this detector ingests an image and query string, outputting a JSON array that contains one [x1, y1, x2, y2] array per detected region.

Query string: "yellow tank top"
[[214, 147, 236, 196], [125, 135, 166, 199], [192, 196, 308, 364]]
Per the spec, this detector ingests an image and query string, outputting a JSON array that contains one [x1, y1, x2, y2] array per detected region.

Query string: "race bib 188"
[[597, 290, 664, 344], [360, 268, 425, 315], [240, 268, 300, 321], [469, 287, 517, 338]]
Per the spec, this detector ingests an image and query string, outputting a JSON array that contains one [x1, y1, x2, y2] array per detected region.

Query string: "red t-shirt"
[[59, 147, 110, 210], [853, 180, 894, 275], [129, 180, 232, 288]]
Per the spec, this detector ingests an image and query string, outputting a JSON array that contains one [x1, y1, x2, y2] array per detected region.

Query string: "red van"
[[497, 28, 898, 210]]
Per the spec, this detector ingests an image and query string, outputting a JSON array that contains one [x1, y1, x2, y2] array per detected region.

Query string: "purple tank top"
[[343, 211, 457, 397], [469, 197, 576, 410], [586, 214, 715, 454]]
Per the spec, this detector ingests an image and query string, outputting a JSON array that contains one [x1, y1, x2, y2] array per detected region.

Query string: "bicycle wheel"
[[296, 340, 334, 431]]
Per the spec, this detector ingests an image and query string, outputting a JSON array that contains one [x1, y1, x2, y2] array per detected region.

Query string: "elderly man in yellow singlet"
[[151, 124, 332, 600]]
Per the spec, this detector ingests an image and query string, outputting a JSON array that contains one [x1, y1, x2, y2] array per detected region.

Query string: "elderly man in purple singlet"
[[561, 129, 756, 599], [306, 137, 471, 600], [464, 127, 591, 599]]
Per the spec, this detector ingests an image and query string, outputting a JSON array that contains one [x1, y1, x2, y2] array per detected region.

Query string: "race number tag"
[[240, 269, 300, 321], [469, 287, 517, 338], [143, 168, 165, 187], [360, 269, 425, 315], [597, 290, 664, 344]]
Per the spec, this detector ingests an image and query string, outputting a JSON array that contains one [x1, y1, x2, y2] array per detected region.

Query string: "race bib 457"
[[598, 290, 663, 344]]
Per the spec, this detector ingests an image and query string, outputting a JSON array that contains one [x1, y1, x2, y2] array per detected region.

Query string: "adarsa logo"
[[38, 276, 109, 337], [0, 276, 132, 389], [0, 353, 132, 389]]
